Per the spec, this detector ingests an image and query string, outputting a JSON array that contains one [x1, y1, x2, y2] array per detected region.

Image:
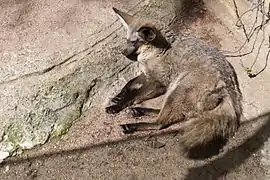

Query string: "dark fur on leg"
[[120, 122, 163, 134], [106, 74, 165, 114], [128, 107, 160, 117]]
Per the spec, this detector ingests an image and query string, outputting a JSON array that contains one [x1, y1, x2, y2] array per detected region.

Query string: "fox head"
[[112, 7, 170, 61]]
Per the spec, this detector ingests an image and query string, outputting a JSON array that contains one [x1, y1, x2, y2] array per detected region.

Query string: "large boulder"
[[0, 0, 176, 161]]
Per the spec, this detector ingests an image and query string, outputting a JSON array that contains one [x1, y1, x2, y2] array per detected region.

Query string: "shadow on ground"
[[1, 112, 270, 179], [185, 112, 270, 180]]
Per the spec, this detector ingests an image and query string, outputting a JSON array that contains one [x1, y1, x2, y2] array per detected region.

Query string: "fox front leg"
[[106, 74, 146, 114], [106, 74, 166, 114]]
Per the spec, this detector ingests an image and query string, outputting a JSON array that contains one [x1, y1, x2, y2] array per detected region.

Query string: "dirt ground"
[[0, 119, 268, 180], [1, 0, 270, 179]]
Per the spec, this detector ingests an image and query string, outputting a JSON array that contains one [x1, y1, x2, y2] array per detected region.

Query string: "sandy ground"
[[1, 0, 270, 179]]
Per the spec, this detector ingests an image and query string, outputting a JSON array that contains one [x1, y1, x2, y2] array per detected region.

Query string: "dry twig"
[[225, 0, 270, 78]]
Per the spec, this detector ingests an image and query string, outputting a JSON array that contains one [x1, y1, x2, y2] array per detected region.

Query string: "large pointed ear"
[[112, 7, 134, 29], [137, 26, 157, 42]]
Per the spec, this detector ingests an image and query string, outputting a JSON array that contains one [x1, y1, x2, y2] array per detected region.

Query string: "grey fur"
[[106, 8, 242, 159]]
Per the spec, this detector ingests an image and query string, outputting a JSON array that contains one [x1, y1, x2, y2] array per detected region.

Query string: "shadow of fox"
[[106, 7, 243, 159]]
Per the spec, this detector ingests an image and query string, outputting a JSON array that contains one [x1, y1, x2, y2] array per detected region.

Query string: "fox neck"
[[137, 35, 171, 62], [137, 45, 164, 62], [137, 36, 171, 83]]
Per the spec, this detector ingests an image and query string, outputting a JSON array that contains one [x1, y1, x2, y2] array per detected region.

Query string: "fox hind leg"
[[120, 87, 185, 134]]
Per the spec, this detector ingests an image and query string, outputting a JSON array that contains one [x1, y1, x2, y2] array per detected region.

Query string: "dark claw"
[[105, 104, 123, 114], [120, 123, 137, 134]]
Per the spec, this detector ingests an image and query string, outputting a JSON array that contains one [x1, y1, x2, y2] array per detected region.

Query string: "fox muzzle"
[[122, 46, 138, 61]]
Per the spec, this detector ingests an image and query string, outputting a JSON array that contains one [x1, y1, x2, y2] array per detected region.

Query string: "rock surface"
[[0, 0, 176, 161]]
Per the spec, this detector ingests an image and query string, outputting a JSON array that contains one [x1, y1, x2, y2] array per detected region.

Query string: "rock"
[[0, 0, 175, 162]]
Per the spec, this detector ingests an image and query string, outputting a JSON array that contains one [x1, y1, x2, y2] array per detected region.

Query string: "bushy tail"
[[180, 97, 241, 159]]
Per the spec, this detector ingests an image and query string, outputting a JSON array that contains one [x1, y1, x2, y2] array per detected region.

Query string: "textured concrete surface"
[[0, 0, 175, 161], [0, 0, 270, 179]]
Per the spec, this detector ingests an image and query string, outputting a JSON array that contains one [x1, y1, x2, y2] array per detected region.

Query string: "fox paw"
[[120, 124, 137, 134], [105, 104, 123, 114]]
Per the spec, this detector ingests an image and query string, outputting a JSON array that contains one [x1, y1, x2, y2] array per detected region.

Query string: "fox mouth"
[[121, 47, 138, 61]]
